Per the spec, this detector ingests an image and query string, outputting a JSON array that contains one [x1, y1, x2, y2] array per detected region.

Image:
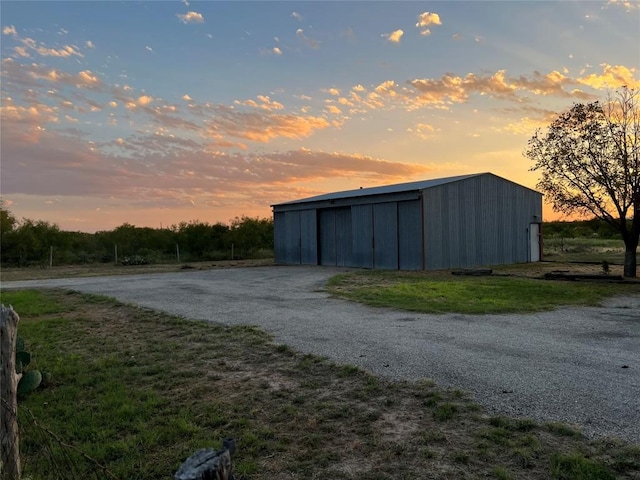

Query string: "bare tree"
[[525, 87, 639, 277]]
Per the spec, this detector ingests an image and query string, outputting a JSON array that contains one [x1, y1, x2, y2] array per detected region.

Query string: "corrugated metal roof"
[[273, 173, 487, 206]]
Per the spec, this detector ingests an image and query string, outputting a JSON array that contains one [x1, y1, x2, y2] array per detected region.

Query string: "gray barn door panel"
[[274, 211, 287, 263], [284, 211, 301, 264], [300, 210, 317, 265], [351, 205, 373, 268], [319, 209, 337, 265], [398, 200, 423, 270], [374, 202, 398, 269], [335, 207, 352, 266]]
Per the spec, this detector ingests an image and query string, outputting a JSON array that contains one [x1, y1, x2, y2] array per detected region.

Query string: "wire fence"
[[16, 403, 120, 480], [2, 244, 275, 269]]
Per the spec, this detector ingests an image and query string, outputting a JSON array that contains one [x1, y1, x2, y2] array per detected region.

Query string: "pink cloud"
[[1, 119, 432, 210], [205, 106, 330, 142]]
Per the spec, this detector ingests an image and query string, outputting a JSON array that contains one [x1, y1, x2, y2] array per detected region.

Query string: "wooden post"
[[114, 244, 118, 264], [1, 305, 22, 480], [176, 244, 180, 263], [49, 246, 53, 268]]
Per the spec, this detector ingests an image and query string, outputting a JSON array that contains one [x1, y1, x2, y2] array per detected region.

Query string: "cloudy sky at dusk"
[[1, 1, 638, 232]]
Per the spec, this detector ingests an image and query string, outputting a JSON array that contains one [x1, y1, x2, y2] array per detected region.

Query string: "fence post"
[[114, 244, 118, 264], [176, 244, 180, 263], [49, 246, 53, 268], [1, 304, 22, 480]]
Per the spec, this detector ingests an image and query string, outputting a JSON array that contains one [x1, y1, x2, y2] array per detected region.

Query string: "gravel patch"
[[3, 265, 639, 444]]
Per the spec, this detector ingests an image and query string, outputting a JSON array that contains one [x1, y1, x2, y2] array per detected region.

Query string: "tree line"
[[2, 202, 627, 268], [543, 219, 626, 239], [0, 207, 273, 267]]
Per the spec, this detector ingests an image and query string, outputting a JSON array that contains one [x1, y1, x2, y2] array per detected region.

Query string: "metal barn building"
[[272, 173, 543, 270]]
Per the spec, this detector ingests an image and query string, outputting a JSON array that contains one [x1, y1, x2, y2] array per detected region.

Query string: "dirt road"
[[3, 265, 639, 443]]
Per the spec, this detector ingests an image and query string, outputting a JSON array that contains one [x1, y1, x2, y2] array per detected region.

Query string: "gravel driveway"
[[3, 265, 639, 444]]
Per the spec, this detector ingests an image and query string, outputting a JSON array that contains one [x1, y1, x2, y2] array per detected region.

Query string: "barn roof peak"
[[273, 172, 490, 207]]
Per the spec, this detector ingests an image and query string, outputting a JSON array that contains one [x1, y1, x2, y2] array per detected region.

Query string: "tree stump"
[[174, 438, 235, 480], [1, 305, 21, 480]]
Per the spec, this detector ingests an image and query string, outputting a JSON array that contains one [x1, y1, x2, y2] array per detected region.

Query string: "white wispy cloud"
[[577, 63, 640, 88], [5, 29, 84, 59], [407, 122, 438, 140], [296, 28, 319, 49], [235, 95, 285, 112], [604, 0, 639, 11], [383, 29, 404, 43], [177, 11, 204, 24], [416, 12, 442, 36], [291, 11, 303, 21]]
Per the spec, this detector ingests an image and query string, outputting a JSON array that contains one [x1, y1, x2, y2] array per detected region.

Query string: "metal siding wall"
[[423, 174, 543, 270], [423, 188, 444, 269], [473, 180, 485, 266], [398, 200, 423, 270], [512, 189, 526, 262], [496, 180, 508, 264], [274, 211, 287, 263], [374, 202, 399, 269], [300, 209, 317, 265], [446, 183, 461, 268], [479, 175, 500, 266], [335, 207, 353, 266], [474, 175, 543, 267], [284, 211, 301, 264], [460, 183, 477, 268], [319, 209, 337, 265], [351, 204, 374, 268]]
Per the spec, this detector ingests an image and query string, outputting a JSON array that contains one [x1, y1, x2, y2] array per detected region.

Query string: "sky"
[[1, 1, 639, 232]]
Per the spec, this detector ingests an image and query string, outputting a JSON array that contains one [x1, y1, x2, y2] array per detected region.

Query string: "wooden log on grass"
[[543, 272, 624, 282], [1, 305, 22, 480], [451, 269, 493, 276]]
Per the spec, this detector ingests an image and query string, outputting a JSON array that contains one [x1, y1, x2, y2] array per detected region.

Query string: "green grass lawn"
[[1, 289, 639, 479], [326, 271, 638, 314]]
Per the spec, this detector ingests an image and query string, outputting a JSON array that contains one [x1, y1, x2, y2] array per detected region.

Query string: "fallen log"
[[544, 272, 625, 282], [451, 269, 493, 276]]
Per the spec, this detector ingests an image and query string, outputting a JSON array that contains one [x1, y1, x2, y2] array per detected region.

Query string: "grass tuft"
[[546, 422, 584, 438], [550, 453, 616, 480], [433, 402, 458, 421], [492, 466, 513, 479]]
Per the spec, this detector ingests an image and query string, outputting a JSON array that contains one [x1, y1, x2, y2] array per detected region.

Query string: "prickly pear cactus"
[[15, 336, 45, 395], [18, 370, 42, 394]]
